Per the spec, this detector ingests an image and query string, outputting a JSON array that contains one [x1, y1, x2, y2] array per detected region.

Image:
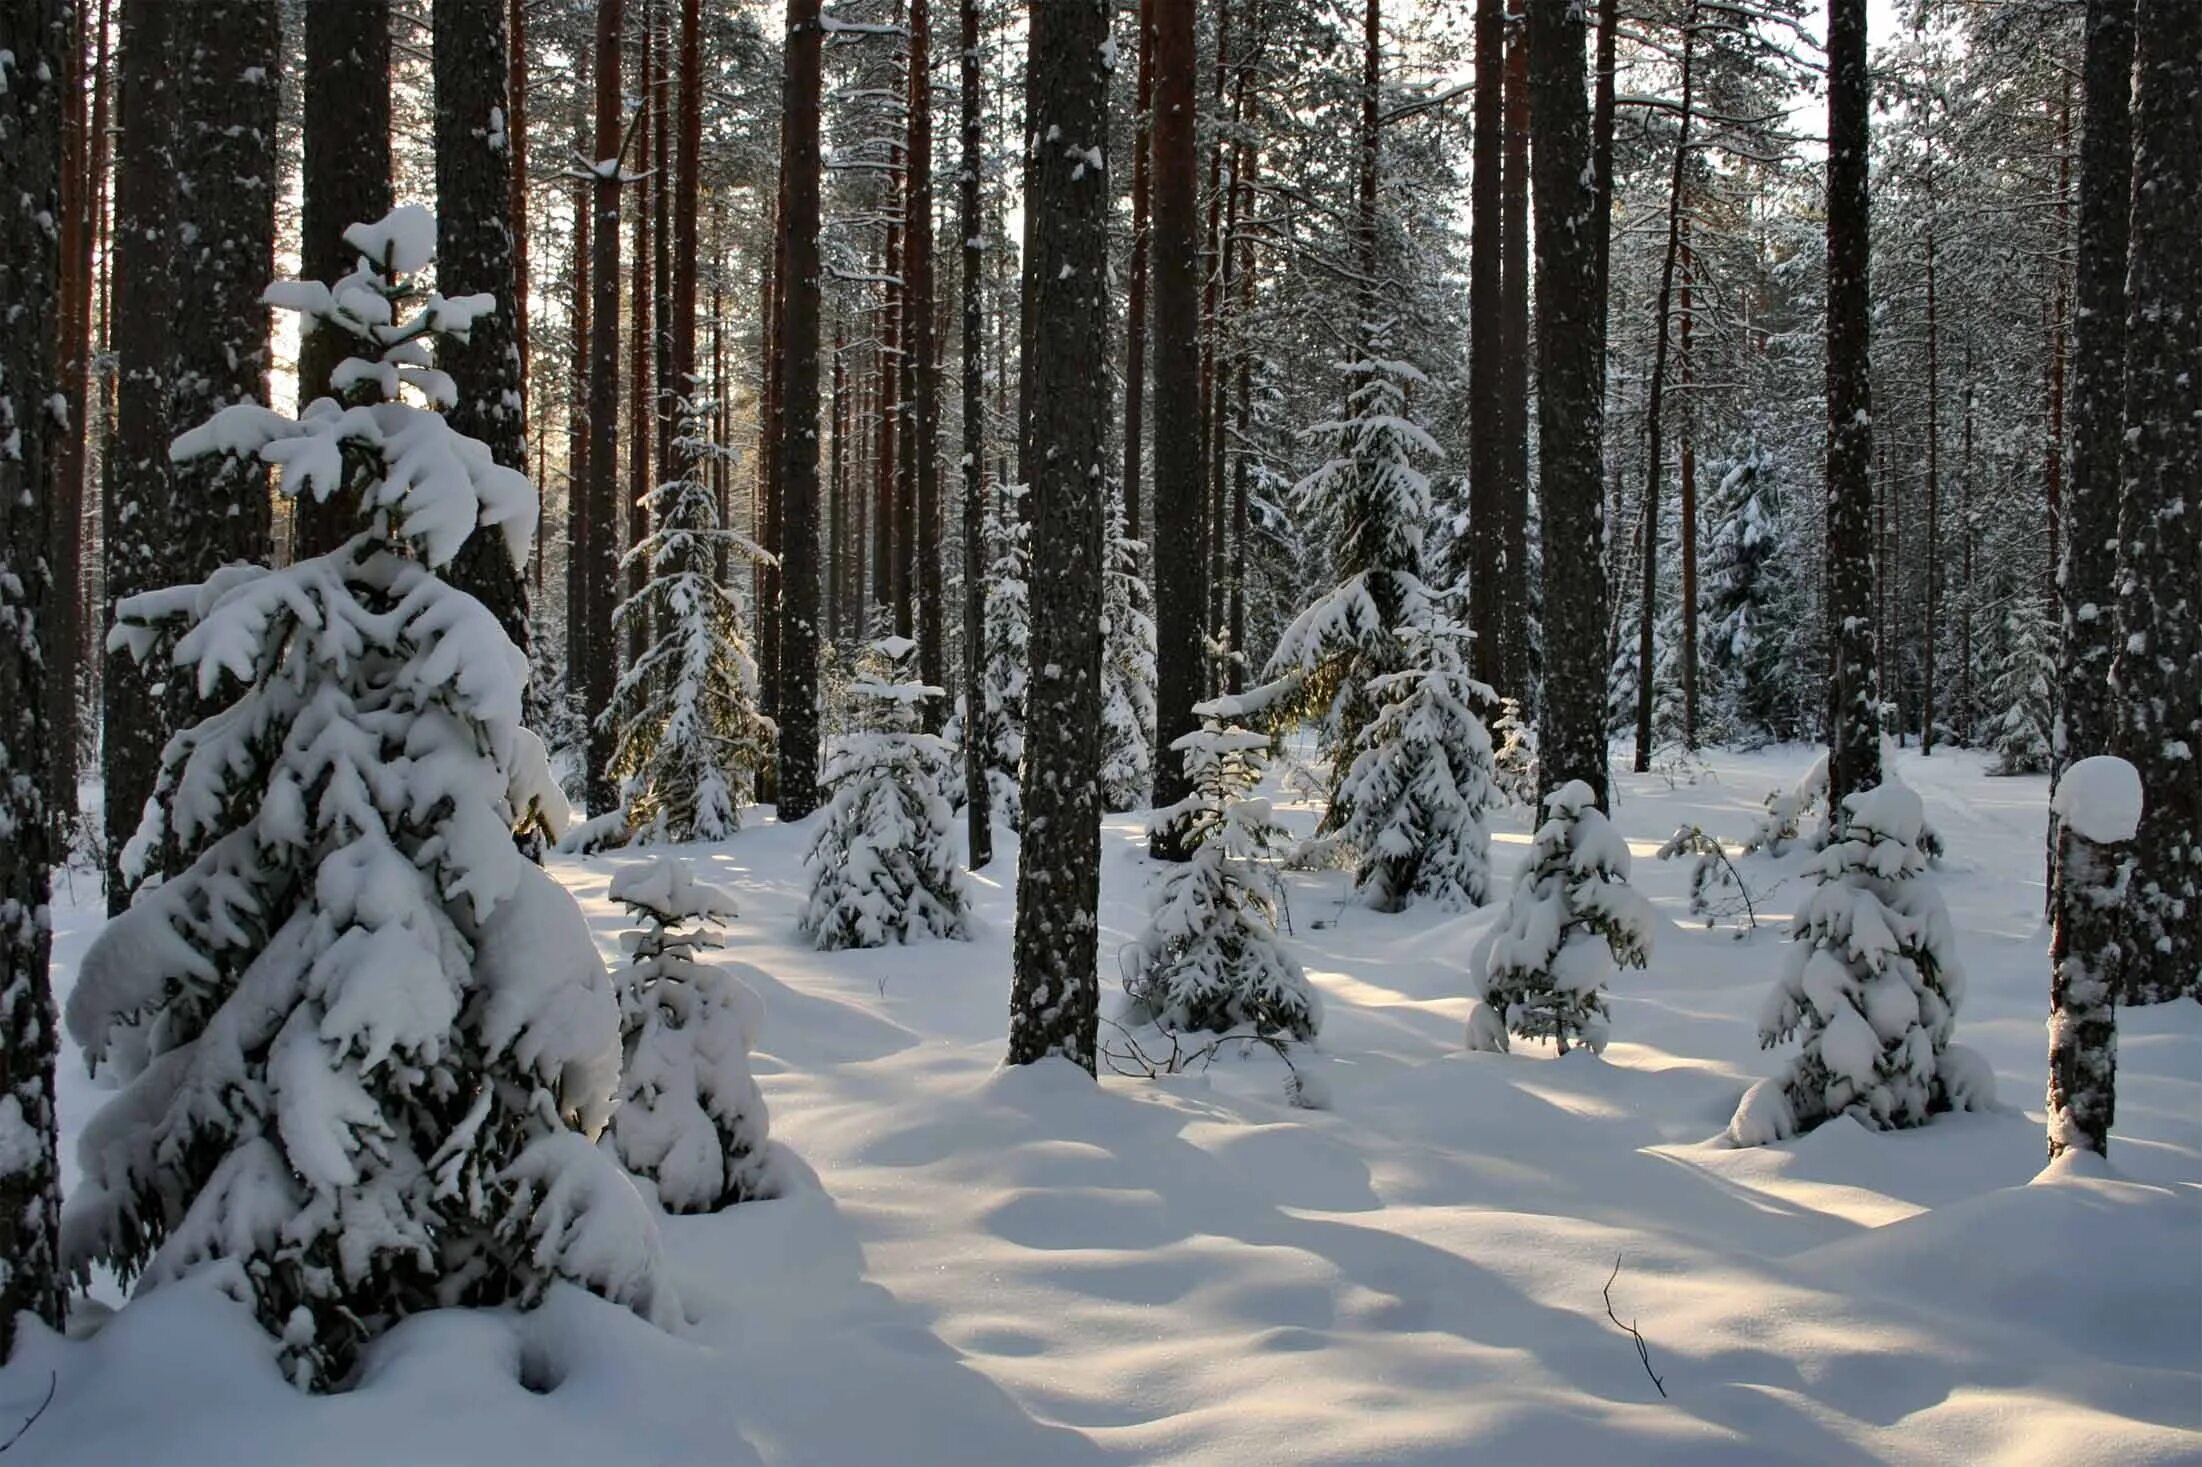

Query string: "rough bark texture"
[[960, 0, 993, 870], [2047, 806, 2128, 1159], [1823, 0, 1880, 812], [434, 0, 530, 648], [775, 0, 825, 818], [0, 0, 69, 1359], [102, 0, 176, 911], [1526, 0, 1608, 808], [583, 0, 624, 812], [1122, 0, 1155, 545], [294, 0, 391, 560], [1463, 0, 1503, 692], [1496, 21, 1530, 705], [1007, 0, 1110, 1073], [1147, 0, 1202, 857], [2110, 0, 2202, 1004]]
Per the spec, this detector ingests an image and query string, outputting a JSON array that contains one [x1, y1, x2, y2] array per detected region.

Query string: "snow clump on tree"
[[1729, 780, 1995, 1145], [608, 857, 777, 1211], [62, 209, 676, 1390], [1125, 709, 1320, 1041], [1465, 780, 1655, 1055], [801, 637, 973, 949]]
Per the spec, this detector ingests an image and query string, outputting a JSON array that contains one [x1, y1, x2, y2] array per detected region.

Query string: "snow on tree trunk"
[[1127, 717, 1320, 1041], [609, 857, 778, 1210], [802, 638, 972, 950], [1, 0, 72, 1356], [64, 221, 675, 1391], [2046, 756, 2140, 1160], [1466, 780, 1654, 1055], [773, 0, 826, 819], [1730, 781, 1993, 1145], [980, 484, 1029, 831], [1006, 0, 1111, 1073]]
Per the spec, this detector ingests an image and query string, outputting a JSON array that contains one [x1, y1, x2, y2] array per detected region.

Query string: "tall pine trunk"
[[0, 0, 69, 1358], [1496, 22, 1530, 704], [959, 0, 993, 870], [907, 0, 945, 707], [1526, 0, 1609, 806], [583, 0, 625, 813], [1823, 0, 1879, 811], [774, 0, 825, 818], [1463, 0, 1503, 691], [2110, 0, 2202, 1004], [434, 0, 530, 647], [1122, 0, 1155, 545], [1006, 0, 1111, 1073], [1147, 0, 1202, 857]]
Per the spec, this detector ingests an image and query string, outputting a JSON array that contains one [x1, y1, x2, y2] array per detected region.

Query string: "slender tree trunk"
[[1678, 230, 1698, 751], [1526, 0, 1608, 807], [775, 0, 825, 818], [761, 159, 785, 709], [0, 0, 70, 1358], [1823, 0, 1880, 811], [627, 9, 655, 671], [1632, 4, 1694, 773], [1463, 0, 1503, 690], [875, 131, 902, 622], [959, 0, 993, 870], [102, 0, 176, 910], [1194, 0, 1234, 684], [1123, 0, 1156, 545], [508, 0, 529, 392], [434, 0, 530, 646], [294, 0, 392, 559], [1496, 19, 1530, 704], [2109, 0, 2202, 1004], [1147, 0, 1202, 856], [1591, 0, 1618, 354], [2045, 80, 2072, 622], [567, 61, 593, 674], [2059, 0, 2131, 779], [908, 0, 945, 705], [1227, 132, 1258, 698], [583, 0, 625, 812], [673, 0, 704, 522], [1006, 0, 1110, 1074], [47, 0, 96, 813], [1922, 215, 1939, 755]]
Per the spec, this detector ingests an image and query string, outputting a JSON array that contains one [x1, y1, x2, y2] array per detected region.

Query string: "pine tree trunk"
[[47, 0, 96, 815], [1921, 179, 1939, 756], [628, 10, 655, 672], [434, 0, 530, 648], [2044, 81, 2072, 624], [1526, 0, 1608, 808], [2047, 778, 2131, 1159], [1823, 0, 1880, 812], [2059, 0, 2131, 779], [1006, 0, 1110, 1074], [1496, 22, 1531, 704], [2110, 0, 2202, 1004], [1631, 8, 1695, 773], [0, 0, 69, 1357], [1678, 230, 1698, 752], [102, 0, 177, 911], [583, 0, 625, 813], [1463, 0, 1504, 692], [774, 0, 825, 819], [908, 0, 946, 708], [294, 0, 392, 560], [1122, 0, 1155, 546], [652, 2, 672, 507], [1147, 0, 1202, 857], [672, 0, 703, 535], [567, 62, 593, 671], [874, 142, 901, 623], [960, 0, 993, 870], [508, 0, 529, 392]]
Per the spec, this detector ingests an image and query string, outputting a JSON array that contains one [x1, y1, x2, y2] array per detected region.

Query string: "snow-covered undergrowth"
[[9, 745, 2199, 1463]]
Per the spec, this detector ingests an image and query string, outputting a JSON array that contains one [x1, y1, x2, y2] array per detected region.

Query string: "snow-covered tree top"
[[2051, 756, 2143, 845], [610, 856, 740, 925], [1840, 782, 1926, 848], [1544, 780, 1601, 818], [344, 203, 438, 276]]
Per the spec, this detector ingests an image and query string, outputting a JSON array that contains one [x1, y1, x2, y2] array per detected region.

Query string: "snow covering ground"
[[8, 744, 2199, 1464]]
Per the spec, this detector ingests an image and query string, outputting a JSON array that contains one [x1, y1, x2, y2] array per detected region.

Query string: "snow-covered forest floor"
[[8, 744, 2198, 1465]]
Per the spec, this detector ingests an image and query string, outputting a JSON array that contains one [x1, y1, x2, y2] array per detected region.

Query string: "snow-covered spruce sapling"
[[801, 637, 974, 950], [1987, 594, 2055, 775], [605, 398, 775, 844], [1741, 751, 1828, 857], [1466, 781, 1656, 1055], [608, 856, 776, 1209], [63, 209, 676, 1390], [1125, 712, 1321, 1041], [1328, 622, 1499, 912], [1729, 781, 1995, 1145], [2045, 756, 2140, 1160], [1099, 491, 1157, 813], [1489, 695, 1538, 807]]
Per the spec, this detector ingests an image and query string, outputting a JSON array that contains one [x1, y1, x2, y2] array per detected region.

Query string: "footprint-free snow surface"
[[8, 745, 2198, 1464]]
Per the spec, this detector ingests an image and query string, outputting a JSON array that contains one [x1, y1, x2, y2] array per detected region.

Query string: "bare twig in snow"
[[1604, 1255, 1668, 1399]]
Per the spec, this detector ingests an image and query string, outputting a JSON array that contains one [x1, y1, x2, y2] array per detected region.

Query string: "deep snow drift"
[[6, 744, 2198, 1464]]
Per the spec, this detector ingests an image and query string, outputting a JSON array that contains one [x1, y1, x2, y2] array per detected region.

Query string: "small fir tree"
[[1987, 594, 2054, 775], [608, 856, 776, 1211], [979, 484, 1029, 830], [801, 637, 974, 949], [605, 401, 774, 842], [1489, 695, 1539, 807], [1329, 622, 1500, 911], [1702, 440, 1806, 743], [1729, 781, 1995, 1144], [1466, 780, 1656, 1055], [1126, 712, 1321, 1041], [64, 210, 676, 1390], [1100, 490, 1157, 812]]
